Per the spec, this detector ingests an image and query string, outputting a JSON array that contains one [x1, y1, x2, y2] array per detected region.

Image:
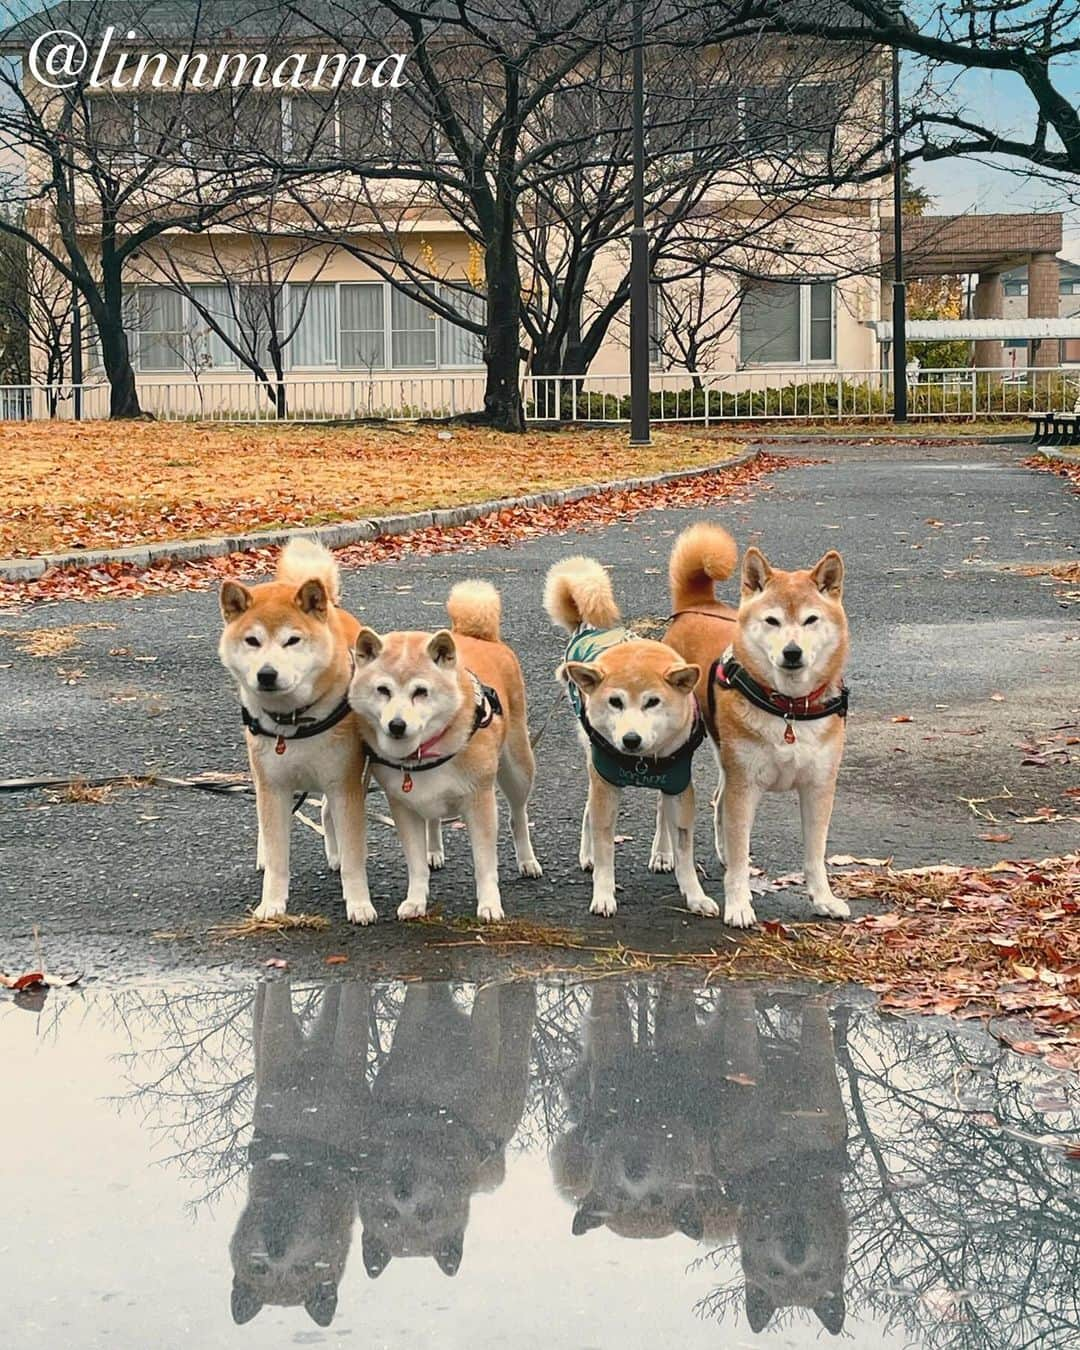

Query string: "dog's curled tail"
[[669, 523, 738, 611], [543, 556, 621, 633], [276, 537, 341, 605], [447, 580, 501, 642]]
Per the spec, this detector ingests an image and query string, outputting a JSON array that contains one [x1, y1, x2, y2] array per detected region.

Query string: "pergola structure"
[[880, 212, 1064, 368]]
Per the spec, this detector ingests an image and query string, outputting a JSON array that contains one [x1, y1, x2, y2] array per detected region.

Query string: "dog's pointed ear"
[[354, 627, 383, 664], [810, 550, 844, 599], [741, 547, 772, 596], [220, 580, 253, 623], [434, 1229, 464, 1277], [427, 629, 457, 666], [745, 1282, 776, 1333], [295, 577, 329, 619], [304, 1282, 338, 1327], [673, 1199, 704, 1241], [572, 1194, 606, 1236], [564, 661, 604, 695], [362, 1230, 391, 1279], [230, 1278, 263, 1325], [665, 663, 700, 694], [813, 1290, 846, 1336]]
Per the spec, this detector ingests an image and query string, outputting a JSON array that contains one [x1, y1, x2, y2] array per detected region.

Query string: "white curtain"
[[136, 287, 185, 371], [438, 285, 484, 367], [739, 281, 800, 364], [190, 284, 239, 369], [288, 283, 337, 367], [391, 286, 437, 368], [340, 283, 385, 369]]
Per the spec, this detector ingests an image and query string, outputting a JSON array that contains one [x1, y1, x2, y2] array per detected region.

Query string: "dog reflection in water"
[[230, 979, 370, 1327], [553, 983, 848, 1336], [357, 981, 535, 1279]]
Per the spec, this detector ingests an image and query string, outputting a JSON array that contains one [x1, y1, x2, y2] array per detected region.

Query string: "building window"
[[437, 285, 485, 367], [391, 287, 438, 368], [1003, 280, 1028, 297], [740, 83, 839, 156], [133, 287, 187, 371], [188, 284, 240, 369], [288, 284, 338, 367], [339, 283, 386, 369], [1060, 279, 1079, 296], [739, 279, 835, 365]]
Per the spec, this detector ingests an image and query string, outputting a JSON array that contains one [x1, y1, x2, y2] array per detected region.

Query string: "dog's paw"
[[253, 897, 287, 921], [346, 898, 378, 926], [686, 894, 720, 918], [477, 899, 505, 923], [519, 857, 543, 878], [427, 850, 445, 871], [723, 897, 757, 929], [649, 850, 675, 873], [397, 897, 428, 921], [589, 894, 618, 918], [811, 894, 851, 920]]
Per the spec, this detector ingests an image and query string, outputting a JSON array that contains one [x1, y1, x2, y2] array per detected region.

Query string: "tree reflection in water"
[[101, 975, 1080, 1344]]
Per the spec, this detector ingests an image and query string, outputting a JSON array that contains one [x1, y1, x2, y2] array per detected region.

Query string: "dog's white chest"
[[373, 761, 467, 818], [736, 710, 841, 792], [251, 733, 352, 792]]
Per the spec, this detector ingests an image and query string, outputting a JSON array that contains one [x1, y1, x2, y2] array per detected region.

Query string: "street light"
[[628, 0, 651, 445], [890, 42, 907, 422]]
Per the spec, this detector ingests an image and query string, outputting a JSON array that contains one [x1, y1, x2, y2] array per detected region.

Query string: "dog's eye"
[[282, 635, 301, 647], [643, 696, 660, 709], [764, 616, 781, 627], [412, 687, 428, 700], [376, 685, 391, 698], [244, 635, 261, 648], [803, 615, 819, 626], [609, 695, 624, 710]]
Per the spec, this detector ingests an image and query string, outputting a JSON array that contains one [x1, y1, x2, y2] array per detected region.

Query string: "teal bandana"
[[562, 625, 706, 795]]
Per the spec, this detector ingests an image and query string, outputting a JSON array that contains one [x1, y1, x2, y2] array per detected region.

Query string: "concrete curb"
[[0, 448, 763, 583]]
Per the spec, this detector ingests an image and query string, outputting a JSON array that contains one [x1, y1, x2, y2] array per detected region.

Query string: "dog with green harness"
[[544, 555, 717, 919]]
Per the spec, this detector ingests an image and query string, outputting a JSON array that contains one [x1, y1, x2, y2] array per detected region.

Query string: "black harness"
[[364, 674, 502, 792], [708, 648, 848, 743], [241, 696, 353, 756], [577, 702, 709, 795]]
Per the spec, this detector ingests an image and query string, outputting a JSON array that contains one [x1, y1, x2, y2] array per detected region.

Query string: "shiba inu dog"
[[543, 556, 715, 918], [551, 981, 732, 1242], [230, 978, 371, 1327], [218, 538, 373, 924], [716, 992, 849, 1337], [356, 981, 535, 1278], [348, 581, 540, 922], [664, 524, 850, 929]]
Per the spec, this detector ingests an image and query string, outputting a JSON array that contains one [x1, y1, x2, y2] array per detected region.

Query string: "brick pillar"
[[1028, 251, 1060, 368], [972, 272, 1003, 370]]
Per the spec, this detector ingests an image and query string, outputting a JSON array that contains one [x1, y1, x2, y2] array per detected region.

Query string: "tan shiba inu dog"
[[664, 524, 850, 929], [230, 977, 371, 1328], [348, 581, 540, 922], [218, 539, 372, 924], [357, 981, 535, 1279], [544, 556, 715, 919]]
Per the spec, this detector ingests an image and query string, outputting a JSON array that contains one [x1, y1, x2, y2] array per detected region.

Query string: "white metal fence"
[[2, 367, 1076, 425]]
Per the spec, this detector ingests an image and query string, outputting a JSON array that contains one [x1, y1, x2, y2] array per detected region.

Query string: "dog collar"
[[709, 647, 848, 743], [579, 703, 708, 795], [364, 673, 502, 791], [242, 696, 353, 755]]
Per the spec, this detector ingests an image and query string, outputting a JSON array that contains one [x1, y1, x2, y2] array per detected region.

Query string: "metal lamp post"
[[891, 43, 907, 422], [628, 0, 651, 445]]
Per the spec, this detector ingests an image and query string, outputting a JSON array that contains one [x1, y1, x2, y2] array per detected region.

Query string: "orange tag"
[[402, 771, 413, 792], [275, 736, 287, 755], [784, 723, 796, 744]]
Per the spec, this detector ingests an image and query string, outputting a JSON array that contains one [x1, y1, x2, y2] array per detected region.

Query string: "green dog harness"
[[563, 625, 706, 795]]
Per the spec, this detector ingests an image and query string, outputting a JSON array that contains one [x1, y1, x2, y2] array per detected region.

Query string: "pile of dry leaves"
[[1026, 453, 1080, 495], [0, 452, 789, 608]]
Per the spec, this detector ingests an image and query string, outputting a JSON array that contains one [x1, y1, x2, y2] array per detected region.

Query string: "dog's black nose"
[[781, 644, 803, 667], [256, 664, 278, 689], [387, 717, 407, 739], [622, 731, 642, 751]]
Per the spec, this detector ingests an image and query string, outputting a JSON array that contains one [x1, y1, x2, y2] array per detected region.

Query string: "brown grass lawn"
[[0, 421, 742, 558]]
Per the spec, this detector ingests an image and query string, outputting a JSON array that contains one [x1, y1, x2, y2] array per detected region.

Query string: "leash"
[[529, 687, 566, 750], [364, 673, 502, 793], [709, 647, 848, 744]]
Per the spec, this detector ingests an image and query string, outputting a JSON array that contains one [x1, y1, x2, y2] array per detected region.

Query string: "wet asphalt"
[[1, 440, 1077, 982]]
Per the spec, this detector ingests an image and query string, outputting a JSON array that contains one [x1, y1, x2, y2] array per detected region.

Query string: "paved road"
[[1, 441, 1077, 981]]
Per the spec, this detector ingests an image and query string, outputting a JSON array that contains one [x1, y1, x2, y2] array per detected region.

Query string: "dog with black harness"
[[348, 580, 541, 923], [544, 556, 716, 919]]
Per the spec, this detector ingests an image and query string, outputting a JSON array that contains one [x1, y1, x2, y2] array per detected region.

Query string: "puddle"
[[4, 976, 1079, 1348]]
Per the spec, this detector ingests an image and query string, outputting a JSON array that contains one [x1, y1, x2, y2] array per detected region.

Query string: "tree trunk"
[[90, 277, 142, 418], [482, 234, 524, 432]]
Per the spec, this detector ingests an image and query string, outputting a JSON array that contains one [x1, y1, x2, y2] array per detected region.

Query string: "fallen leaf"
[[977, 832, 1013, 843], [891, 715, 913, 724], [324, 954, 349, 965], [725, 1072, 757, 1087]]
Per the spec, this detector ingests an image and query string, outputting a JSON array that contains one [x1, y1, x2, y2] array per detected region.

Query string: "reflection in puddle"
[[5, 976, 1080, 1347]]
